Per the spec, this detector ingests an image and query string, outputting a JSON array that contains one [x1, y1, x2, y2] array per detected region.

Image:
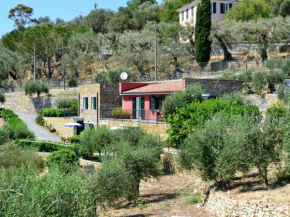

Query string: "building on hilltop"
[[178, 0, 239, 27]]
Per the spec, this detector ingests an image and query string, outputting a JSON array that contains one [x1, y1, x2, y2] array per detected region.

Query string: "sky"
[[0, 0, 164, 37]]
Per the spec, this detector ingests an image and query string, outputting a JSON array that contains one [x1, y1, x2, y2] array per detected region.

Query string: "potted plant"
[[111, 108, 130, 119]]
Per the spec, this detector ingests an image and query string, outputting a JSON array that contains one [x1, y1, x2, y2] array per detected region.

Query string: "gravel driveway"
[[14, 111, 61, 142]]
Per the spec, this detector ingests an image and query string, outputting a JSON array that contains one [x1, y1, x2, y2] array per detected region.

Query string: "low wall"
[[1, 88, 79, 115], [206, 190, 290, 217], [44, 117, 75, 138], [102, 119, 169, 141]]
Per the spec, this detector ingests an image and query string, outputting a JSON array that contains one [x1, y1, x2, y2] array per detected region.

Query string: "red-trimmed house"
[[119, 80, 184, 122]]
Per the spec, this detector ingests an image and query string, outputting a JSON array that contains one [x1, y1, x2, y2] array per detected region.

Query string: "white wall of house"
[[178, 0, 239, 26]]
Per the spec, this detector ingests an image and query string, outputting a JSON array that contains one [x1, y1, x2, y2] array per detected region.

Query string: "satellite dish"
[[120, 72, 128, 80]]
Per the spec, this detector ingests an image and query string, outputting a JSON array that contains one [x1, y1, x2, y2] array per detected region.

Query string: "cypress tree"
[[195, 0, 212, 68]]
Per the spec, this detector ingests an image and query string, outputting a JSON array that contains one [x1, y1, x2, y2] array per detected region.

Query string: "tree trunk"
[[47, 56, 53, 78], [261, 49, 268, 62], [9, 71, 17, 80], [214, 34, 232, 61]]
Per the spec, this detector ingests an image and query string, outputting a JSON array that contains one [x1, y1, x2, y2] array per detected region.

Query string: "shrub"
[[24, 80, 49, 97], [0, 167, 97, 216], [69, 135, 82, 144], [166, 97, 260, 145], [70, 100, 78, 116], [0, 142, 44, 172], [186, 192, 201, 204], [41, 108, 64, 117], [95, 73, 108, 84], [252, 71, 267, 94], [163, 84, 204, 118], [111, 108, 130, 118], [0, 125, 11, 146], [277, 83, 290, 105], [13, 125, 35, 140], [0, 91, 5, 103], [94, 158, 136, 207], [68, 78, 77, 87], [35, 115, 45, 126], [54, 98, 77, 109], [1, 109, 17, 121], [80, 129, 98, 159], [46, 149, 79, 172]]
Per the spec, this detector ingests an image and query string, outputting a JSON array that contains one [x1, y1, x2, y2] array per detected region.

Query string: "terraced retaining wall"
[[206, 190, 290, 217]]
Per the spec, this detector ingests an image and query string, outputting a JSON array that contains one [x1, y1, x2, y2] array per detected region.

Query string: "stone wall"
[[100, 84, 122, 118], [1, 88, 79, 115], [206, 190, 290, 217], [102, 119, 169, 140], [247, 94, 278, 116], [44, 117, 75, 138], [184, 78, 244, 97]]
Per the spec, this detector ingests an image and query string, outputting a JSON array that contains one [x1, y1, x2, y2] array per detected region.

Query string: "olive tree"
[[24, 80, 49, 97], [238, 17, 290, 61], [179, 113, 285, 187], [118, 30, 153, 76], [210, 20, 238, 61]]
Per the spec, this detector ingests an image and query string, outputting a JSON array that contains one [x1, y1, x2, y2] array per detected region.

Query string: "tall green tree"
[[8, 4, 38, 27], [266, 0, 290, 17], [225, 0, 270, 21], [84, 9, 114, 34], [195, 0, 211, 67]]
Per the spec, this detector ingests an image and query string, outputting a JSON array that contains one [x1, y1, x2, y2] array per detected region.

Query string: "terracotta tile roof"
[[122, 80, 184, 94]]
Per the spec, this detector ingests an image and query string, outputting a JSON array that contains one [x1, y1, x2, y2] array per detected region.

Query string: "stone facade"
[[206, 190, 290, 217], [79, 84, 121, 127], [184, 78, 244, 97], [102, 119, 169, 140], [44, 117, 75, 138], [79, 84, 101, 125]]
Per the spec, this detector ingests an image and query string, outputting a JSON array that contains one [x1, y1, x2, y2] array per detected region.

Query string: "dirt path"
[[14, 111, 61, 142], [107, 173, 215, 217]]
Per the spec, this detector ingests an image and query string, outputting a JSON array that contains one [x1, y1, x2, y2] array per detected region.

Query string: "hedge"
[[16, 140, 81, 156], [41, 108, 64, 117]]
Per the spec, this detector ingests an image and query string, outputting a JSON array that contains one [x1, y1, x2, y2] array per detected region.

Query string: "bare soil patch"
[[104, 173, 215, 217], [218, 168, 290, 204]]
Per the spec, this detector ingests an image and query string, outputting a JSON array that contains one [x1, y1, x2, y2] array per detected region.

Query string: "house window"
[[91, 97, 96, 110], [83, 97, 88, 110], [182, 11, 184, 21], [186, 9, 189, 19], [220, 3, 232, 14], [191, 6, 194, 17], [150, 96, 162, 110], [211, 2, 216, 14]]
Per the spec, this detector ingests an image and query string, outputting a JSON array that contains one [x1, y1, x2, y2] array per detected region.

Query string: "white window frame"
[[91, 96, 96, 110], [83, 97, 88, 110]]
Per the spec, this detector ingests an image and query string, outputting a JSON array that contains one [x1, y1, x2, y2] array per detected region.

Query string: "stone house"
[[78, 84, 121, 130]]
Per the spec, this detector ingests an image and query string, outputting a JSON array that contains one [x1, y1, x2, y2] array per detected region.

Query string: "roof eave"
[[120, 91, 179, 96]]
